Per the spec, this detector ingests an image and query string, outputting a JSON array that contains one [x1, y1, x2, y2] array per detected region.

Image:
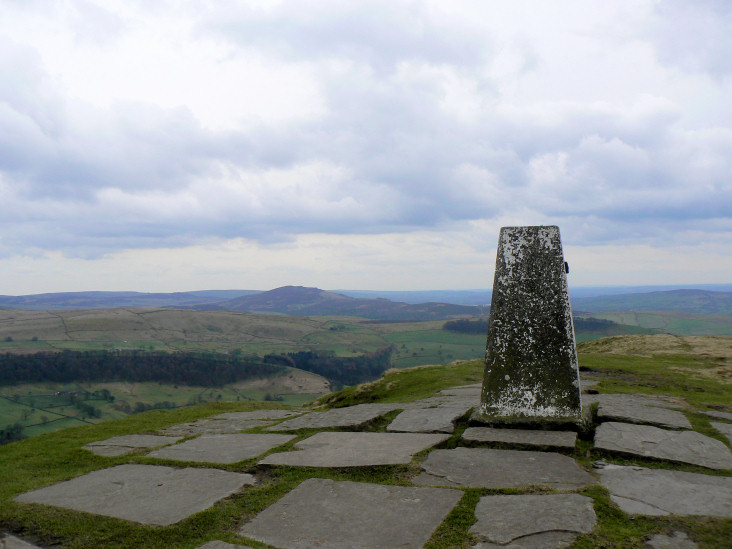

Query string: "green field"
[[0, 369, 330, 440], [587, 311, 732, 336]]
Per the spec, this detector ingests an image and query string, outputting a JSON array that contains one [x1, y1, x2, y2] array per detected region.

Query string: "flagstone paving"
[[15, 464, 254, 526], [264, 403, 400, 431], [596, 399, 692, 429], [159, 417, 277, 436], [597, 464, 732, 517], [83, 434, 183, 456], [239, 478, 462, 549], [259, 431, 449, 467], [703, 410, 732, 421], [437, 384, 482, 397], [0, 533, 42, 549], [386, 405, 470, 432], [711, 421, 732, 443], [413, 447, 596, 489], [585, 393, 683, 410], [10, 384, 732, 548], [469, 494, 596, 548], [594, 422, 732, 470], [645, 531, 699, 548], [209, 409, 301, 421], [462, 426, 577, 450], [147, 433, 296, 463]]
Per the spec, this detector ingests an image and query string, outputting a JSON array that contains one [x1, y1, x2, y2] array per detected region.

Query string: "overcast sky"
[[1, 0, 730, 294]]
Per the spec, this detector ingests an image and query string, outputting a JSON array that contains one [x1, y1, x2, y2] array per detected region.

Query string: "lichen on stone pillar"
[[478, 225, 583, 423]]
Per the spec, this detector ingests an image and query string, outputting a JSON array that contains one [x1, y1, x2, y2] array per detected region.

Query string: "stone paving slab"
[[711, 421, 732, 443], [598, 464, 732, 517], [645, 531, 698, 548], [259, 431, 449, 467], [413, 447, 596, 489], [469, 494, 596, 548], [594, 422, 732, 470], [239, 478, 462, 548], [597, 399, 691, 429], [703, 410, 732, 421], [462, 427, 577, 450], [438, 384, 482, 397], [386, 406, 470, 433], [263, 403, 400, 431], [196, 542, 246, 549], [209, 409, 301, 421], [15, 464, 254, 526], [0, 534, 42, 548], [159, 417, 275, 436], [147, 433, 296, 463], [403, 396, 477, 410], [83, 434, 183, 457], [584, 393, 682, 410], [580, 379, 600, 389]]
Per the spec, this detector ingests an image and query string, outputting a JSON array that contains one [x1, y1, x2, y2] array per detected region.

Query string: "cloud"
[[0, 0, 730, 288]]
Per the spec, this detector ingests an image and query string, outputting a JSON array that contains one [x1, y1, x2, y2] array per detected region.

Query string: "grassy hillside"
[[0, 336, 730, 547], [0, 290, 256, 310], [587, 310, 732, 336], [573, 289, 732, 315]]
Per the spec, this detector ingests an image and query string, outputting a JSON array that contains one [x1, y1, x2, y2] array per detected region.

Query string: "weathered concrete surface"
[[413, 447, 596, 489], [84, 434, 182, 457], [264, 403, 400, 431], [470, 494, 596, 548], [597, 400, 691, 429], [598, 464, 732, 517], [387, 406, 469, 433], [645, 531, 698, 549], [259, 431, 449, 467], [0, 534, 42, 548], [159, 417, 274, 436], [594, 422, 732, 470], [462, 427, 577, 450], [711, 421, 732, 443], [147, 433, 295, 463], [239, 478, 461, 548], [15, 464, 254, 525], [480, 226, 583, 421]]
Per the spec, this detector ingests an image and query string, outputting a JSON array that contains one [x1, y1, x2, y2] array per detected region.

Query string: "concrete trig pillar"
[[478, 225, 583, 423]]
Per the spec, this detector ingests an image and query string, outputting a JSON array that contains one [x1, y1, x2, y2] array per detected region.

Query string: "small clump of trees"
[[443, 318, 489, 334]]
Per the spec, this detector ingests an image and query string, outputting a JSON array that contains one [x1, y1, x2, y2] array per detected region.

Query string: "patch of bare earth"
[[232, 367, 331, 394]]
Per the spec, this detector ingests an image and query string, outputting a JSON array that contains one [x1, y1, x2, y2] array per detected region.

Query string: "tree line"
[[0, 347, 395, 389], [0, 350, 285, 387]]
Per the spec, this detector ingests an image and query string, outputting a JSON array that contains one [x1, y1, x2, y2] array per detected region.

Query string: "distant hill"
[[573, 289, 732, 316], [0, 290, 256, 311], [212, 286, 482, 321]]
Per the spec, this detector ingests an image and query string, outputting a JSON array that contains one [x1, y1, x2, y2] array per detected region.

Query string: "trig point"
[[478, 225, 583, 424]]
